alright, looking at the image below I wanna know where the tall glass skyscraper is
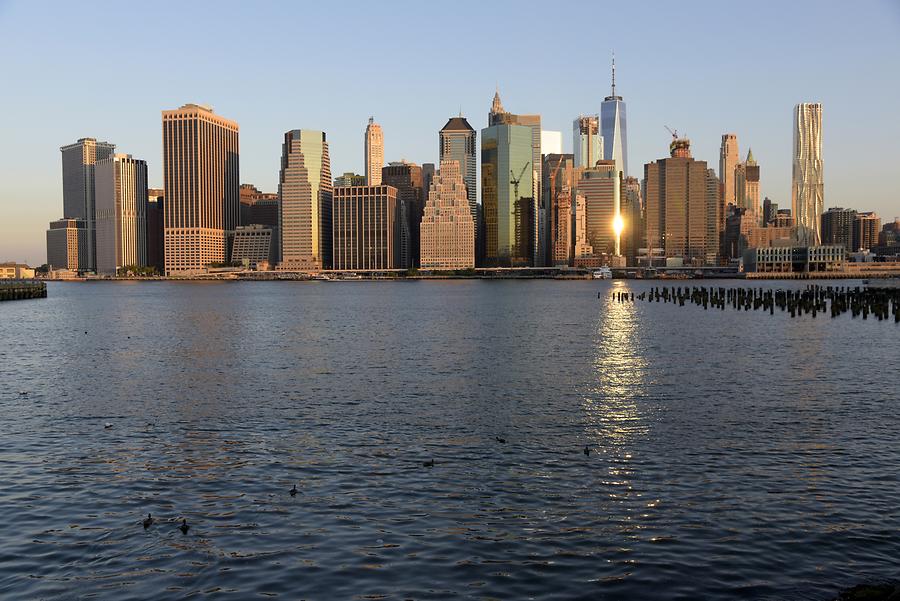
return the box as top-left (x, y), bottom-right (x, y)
top-left (481, 123), bottom-right (534, 267)
top-left (488, 91), bottom-right (542, 265)
top-left (791, 103), bottom-right (824, 245)
top-left (601, 56), bottom-right (628, 177)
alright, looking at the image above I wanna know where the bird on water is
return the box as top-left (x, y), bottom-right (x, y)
top-left (495, 436), bottom-right (506, 444)
top-left (142, 513), bottom-right (153, 529)
top-left (290, 484), bottom-right (298, 497)
top-left (104, 422), bottom-right (113, 429)
top-left (179, 519), bottom-right (190, 534)
top-left (584, 445), bottom-right (591, 456)
top-left (423, 459), bottom-right (435, 468)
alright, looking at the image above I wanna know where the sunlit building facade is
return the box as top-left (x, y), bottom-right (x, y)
top-left (95, 154), bottom-right (148, 275)
top-left (576, 160), bottom-right (618, 257)
top-left (488, 90), bottom-right (542, 264)
top-left (162, 104), bottom-right (240, 274)
top-left (333, 185), bottom-right (398, 270)
top-left (853, 212), bottom-right (881, 252)
top-left (278, 129), bottom-right (332, 269)
top-left (719, 134), bottom-right (739, 208)
top-left (481, 122), bottom-right (534, 267)
top-left (420, 160), bottom-right (474, 269)
top-left (573, 115), bottom-right (603, 169)
top-left (601, 57), bottom-right (627, 176)
top-left (365, 117), bottom-right (384, 186)
top-left (792, 102), bottom-right (824, 244)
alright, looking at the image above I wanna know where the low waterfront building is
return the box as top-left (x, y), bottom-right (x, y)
top-left (743, 245), bottom-right (846, 275)
top-left (333, 185), bottom-right (398, 270)
top-left (46, 218), bottom-right (88, 271)
top-left (0, 263), bottom-right (35, 279)
top-left (230, 225), bottom-right (274, 269)
top-left (420, 160), bottom-right (474, 270)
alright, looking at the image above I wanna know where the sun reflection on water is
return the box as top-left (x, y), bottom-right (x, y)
top-left (582, 282), bottom-right (649, 448)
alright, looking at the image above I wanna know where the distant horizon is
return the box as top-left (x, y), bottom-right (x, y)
top-left (2, 0), bottom-right (899, 265)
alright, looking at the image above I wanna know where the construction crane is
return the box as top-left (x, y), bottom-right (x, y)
top-left (665, 125), bottom-right (679, 140)
top-left (510, 162), bottom-right (530, 201)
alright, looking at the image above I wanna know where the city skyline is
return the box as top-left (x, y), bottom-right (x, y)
top-left (1, 1), bottom-right (900, 265)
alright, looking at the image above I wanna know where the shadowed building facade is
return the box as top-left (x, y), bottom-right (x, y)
top-left (278, 130), bottom-right (332, 269)
top-left (542, 153), bottom-right (576, 266)
top-left (60, 137), bottom-right (116, 271)
top-left (644, 138), bottom-right (720, 265)
top-left (240, 184), bottom-right (279, 227)
top-left (623, 176), bottom-right (643, 265)
top-left (420, 160), bottom-right (474, 269)
top-left (162, 104), bottom-right (239, 274)
top-left (146, 188), bottom-right (164, 273)
top-left (333, 185), bottom-right (398, 270)
top-left (821, 207), bottom-right (856, 251)
top-left (95, 154), bottom-right (148, 275)
top-left (46, 218), bottom-right (89, 271)
top-left (382, 161), bottom-right (424, 269)
top-left (482, 122), bottom-right (534, 267)
top-left (231, 224), bottom-right (274, 269)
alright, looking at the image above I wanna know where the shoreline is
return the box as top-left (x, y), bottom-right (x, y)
top-left (38, 273), bottom-right (898, 283)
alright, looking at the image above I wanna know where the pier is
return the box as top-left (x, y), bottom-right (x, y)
top-left (0, 280), bottom-right (47, 301)
top-left (612, 284), bottom-right (900, 323)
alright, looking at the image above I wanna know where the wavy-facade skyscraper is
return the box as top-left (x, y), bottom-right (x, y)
top-left (791, 103), bottom-right (824, 245)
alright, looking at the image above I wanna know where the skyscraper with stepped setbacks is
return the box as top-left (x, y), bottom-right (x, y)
top-left (278, 129), bottom-right (332, 269)
top-left (420, 160), bottom-right (474, 269)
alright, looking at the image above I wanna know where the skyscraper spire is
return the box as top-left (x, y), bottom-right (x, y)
top-left (491, 88), bottom-right (504, 115)
top-left (611, 51), bottom-right (616, 98)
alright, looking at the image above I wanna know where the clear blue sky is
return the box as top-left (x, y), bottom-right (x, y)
top-left (1, 0), bottom-right (899, 265)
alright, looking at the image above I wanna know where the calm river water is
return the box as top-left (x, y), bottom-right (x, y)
top-left (0, 280), bottom-right (897, 600)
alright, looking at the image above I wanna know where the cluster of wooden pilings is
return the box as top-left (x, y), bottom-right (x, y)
top-left (608, 285), bottom-right (900, 322)
top-left (0, 280), bottom-right (47, 301)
